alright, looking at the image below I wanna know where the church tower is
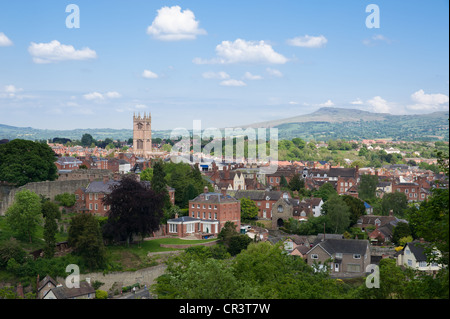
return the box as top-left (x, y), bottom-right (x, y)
top-left (133, 112), bottom-right (152, 157)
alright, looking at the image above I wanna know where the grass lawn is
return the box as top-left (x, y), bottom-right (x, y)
top-left (105, 237), bottom-right (218, 271)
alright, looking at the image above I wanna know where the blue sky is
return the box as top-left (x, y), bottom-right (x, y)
top-left (0, 0), bottom-right (448, 131)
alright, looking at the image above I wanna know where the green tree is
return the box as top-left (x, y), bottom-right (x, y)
top-left (240, 197), bottom-right (259, 220)
top-left (151, 160), bottom-right (170, 208)
top-left (341, 195), bottom-right (365, 226)
top-left (0, 140), bottom-right (58, 187)
top-left (139, 167), bottom-right (153, 181)
top-left (322, 195), bottom-right (351, 234)
top-left (313, 182), bottom-right (337, 202)
top-left (42, 201), bottom-right (61, 258)
top-left (358, 174), bottom-right (378, 201)
top-left (228, 235), bottom-right (253, 256)
top-left (54, 193), bottom-right (76, 207)
top-left (81, 133), bottom-right (94, 147)
top-left (391, 222), bottom-right (412, 246)
top-left (5, 190), bottom-right (42, 243)
top-left (288, 174), bottom-right (304, 192)
top-left (381, 191), bottom-right (408, 217)
top-left (68, 213), bottom-right (106, 270)
top-left (0, 238), bottom-right (27, 269)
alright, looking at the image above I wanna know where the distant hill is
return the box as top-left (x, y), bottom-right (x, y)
top-left (1, 107), bottom-right (448, 142)
top-left (241, 107), bottom-right (391, 128)
top-left (239, 107), bottom-right (449, 141)
top-left (0, 124), bottom-right (171, 142)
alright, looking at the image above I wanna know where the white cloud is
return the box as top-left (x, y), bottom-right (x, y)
top-left (220, 79), bottom-right (247, 87)
top-left (194, 39), bottom-right (288, 65)
top-left (4, 85), bottom-right (23, 94)
top-left (142, 70), bottom-right (159, 79)
top-left (28, 40), bottom-right (97, 64)
top-left (243, 72), bottom-right (263, 80)
top-left (411, 89), bottom-right (448, 105)
top-left (83, 91), bottom-right (121, 101)
top-left (0, 85), bottom-right (24, 99)
top-left (318, 99), bottom-right (334, 107)
top-left (202, 71), bottom-right (230, 80)
top-left (147, 6), bottom-right (206, 41)
top-left (266, 68), bottom-right (283, 77)
top-left (367, 96), bottom-right (391, 113)
top-left (350, 98), bottom-right (364, 105)
top-left (104, 91), bottom-right (121, 99)
top-left (287, 35), bottom-right (328, 48)
top-left (407, 89), bottom-right (449, 112)
top-left (363, 34), bottom-right (392, 46)
top-left (0, 32), bottom-right (13, 47)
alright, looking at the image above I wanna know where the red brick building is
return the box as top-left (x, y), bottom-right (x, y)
top-left (166, 187), bottom-right (240, 238)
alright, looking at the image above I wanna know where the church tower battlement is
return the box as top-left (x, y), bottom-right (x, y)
top-left (133, 112), bottom-right (152, 157)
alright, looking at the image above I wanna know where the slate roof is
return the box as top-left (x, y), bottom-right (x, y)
top-left (85, 180), bottom-right (119, 194)
top-left (167, 216), bottom-right (202, 223)
top-left (310, 238), bottom-right (369, 256)
top-left (234, 190), bottom-right (284, 201)
top-left (190, 192), bottom-right (239, 203)
top-left (404, 241), bottom-right (431, 262)
top-left (46, 281), bottom-right (95, 299)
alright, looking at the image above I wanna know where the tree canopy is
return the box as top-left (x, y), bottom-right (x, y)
top-left (0, 139), bottom-right (58, 186)
top-left (102, 176), bottom-right (165, 245)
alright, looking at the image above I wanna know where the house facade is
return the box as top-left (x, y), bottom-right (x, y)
top-left (305, 238), bottom-right (371, 278)
top-left (396, 240), bottom-right (442, 274)
top-left (166, 188), bottom-right (240, 239)
top-left (234, 190), bottom-right (290, 219)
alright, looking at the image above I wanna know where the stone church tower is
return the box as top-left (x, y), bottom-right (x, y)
top-left (133, 112), bottom-right (152, 157)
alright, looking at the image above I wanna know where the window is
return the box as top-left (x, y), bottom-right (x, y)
top-left (192, 212), bottom-right (195, 218)
top-left (95, 194), bottom-right (98, 200)
top-left (412, 188), bottom-right (415, 192)
top-left (192, 204), bottom-right (195, 208)
top-left (335, 253), bottom-right (343, 259)
top-left (277, 205), bottom-right (283, 213)
top-left (266, 203), bottom-right (270, 208)
top-left (311, 254), bottom-right (318, 259)
top-left (407, 259), bottom-right (412, 266)
top-left (203, 212), bottom-right (205, 219)
top-left (197, 204), bottom-right (200, 208)
top-left (347, 264), bottom-right (361, 273)
top-left (186, 223), bottom-right (194, 233)
top-left (103, 205), bottom-right (107, 211)
top-left (214, 205), bottom-right (217, 210)
top-left (95, 204), bottom-right (98, 211)
top-left (270, 178), bottom-right (273, 183)
top-left (89, 193), bottom-right (93, 200)
top-left (75, 194), bottom-right (79, 200)
top-left (169, 224), bottom-right (178, 233)
top-left (353, 254), bottom-right (361, 259)
top-left (419, 261), bottom-right (427, 267)
top-left (214, 213), bottom-right (217, 220)
top-left (89, 204), bottom-right (92, 210)
top-left (209, 212), bottom-right (211, 219)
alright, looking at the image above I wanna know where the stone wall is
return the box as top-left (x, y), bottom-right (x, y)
top-left (79, 265), bottom-right (167, 292)
top-left (0, 179), bottom-right (90, 216)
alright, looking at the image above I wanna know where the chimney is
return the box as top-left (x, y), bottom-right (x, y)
top-left (17, 282), bottom-right (24, 299)
top-left (204, 186), bottom-right (208, 194)
top-left (103, 175), bottom-right (109, 184)
top-left (86, 278), bottom-right (91, 285)
top-left (175, 213), bottom-right (179, 219)
top-left (419, 237), bottom-right (425, 243)
top-left (389, 209), bottom-right (394, 217)
top-left (221, 187), bottom-right (227, 197)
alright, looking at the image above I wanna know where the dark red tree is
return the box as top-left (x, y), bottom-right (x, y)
top-left (102, 176), bottom-right (164, 245)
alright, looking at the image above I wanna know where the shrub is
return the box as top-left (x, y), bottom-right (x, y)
top-left (95, 290), bottom-right (108, 299)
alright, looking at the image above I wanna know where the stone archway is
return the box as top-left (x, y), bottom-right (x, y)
top-left (277, 218), bottom-right (284, 228)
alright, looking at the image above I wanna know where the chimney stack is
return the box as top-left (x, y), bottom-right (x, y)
top-left (204, 186), bottom-right (208, 194)
top-left (221, 187), bottom-right (227, 197)
top-left (103, 175), bottom-right (109, 184)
